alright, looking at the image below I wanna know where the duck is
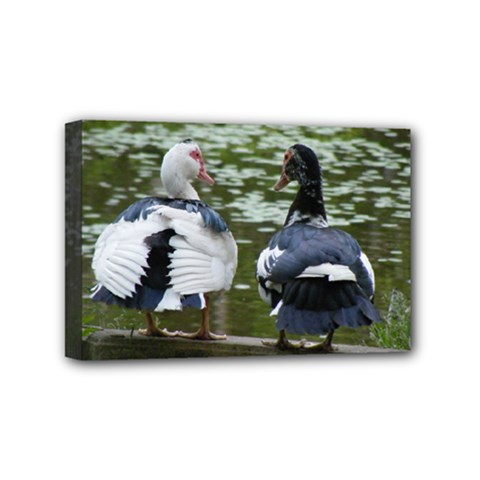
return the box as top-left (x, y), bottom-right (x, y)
top-left (256, 144), bottom-right (381, 351)
top-left (90, 139), bottom-right (238, 340)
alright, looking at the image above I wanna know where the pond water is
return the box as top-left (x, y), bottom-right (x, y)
top-left (81, 120), bottom-right (410, 345)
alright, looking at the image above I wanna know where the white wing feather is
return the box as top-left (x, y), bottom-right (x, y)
top-left (91, 216), bottom-right (167, 299)
top-left (92, 205), bottom-right (237, 300)
top-left (148, 205), bottom-right (237, 295)
top-left (360, 251), bottom-right (375, 292)
top-left (296, 263), bottom-right (357, 282)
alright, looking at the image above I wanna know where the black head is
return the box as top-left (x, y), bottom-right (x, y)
top-left (274, 144), bottom-right (322, 191)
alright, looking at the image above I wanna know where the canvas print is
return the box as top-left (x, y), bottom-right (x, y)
top-left (65, 120), bottom-right (411, 360)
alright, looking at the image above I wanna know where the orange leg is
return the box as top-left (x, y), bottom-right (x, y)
top-left (138, 312), bottom-right (178, 337)
top-left (176, 295), bottom-right (227, 340)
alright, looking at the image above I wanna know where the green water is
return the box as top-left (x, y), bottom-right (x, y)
top-left (81, 121), bottom-right (410, 345)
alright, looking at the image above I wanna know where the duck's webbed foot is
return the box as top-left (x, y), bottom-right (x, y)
top-left (262, 330), bottom-right (336, 353)
top-left (176, 329), bottom-right (227, 341)
top-left (262, 330), bottom-right (307, 350)
top-left (138, 312), bottom-right (178, 337)
top-left (176, 299), bottom-right (227, 340)
top-left (303, 330), bottom-right (337, 352)
top-left (138, 326), bottom-right (178, 337)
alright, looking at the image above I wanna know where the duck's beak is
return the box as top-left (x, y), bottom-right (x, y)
top-left (197, 168), bottom-right (215, 185)
top-left (273, 170), bottom-right (290, 191)
top-left (273, 149), bottom-right (293, 191)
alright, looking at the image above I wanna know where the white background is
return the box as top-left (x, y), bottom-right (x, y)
top-left (1, 1), bottom-right (479, 479)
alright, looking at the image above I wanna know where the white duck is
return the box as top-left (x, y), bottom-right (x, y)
top-left (91, 139), bottom-right (238, 340)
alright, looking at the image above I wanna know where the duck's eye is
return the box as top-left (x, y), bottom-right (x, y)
top-left (189, 150), bottom-right (199, 161)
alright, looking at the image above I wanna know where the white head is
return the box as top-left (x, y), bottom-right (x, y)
top-left (160, 139), bottom-right (214, 199)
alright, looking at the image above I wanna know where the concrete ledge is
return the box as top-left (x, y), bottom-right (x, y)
top-left (81, 329), bottom-right (405, 360)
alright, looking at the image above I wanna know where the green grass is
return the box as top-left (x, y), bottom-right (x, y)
top-left (369, 289), bottom-right (411, 350)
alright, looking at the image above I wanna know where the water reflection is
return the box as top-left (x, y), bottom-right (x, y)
top-left (82, 121), bottom-right (410, 345)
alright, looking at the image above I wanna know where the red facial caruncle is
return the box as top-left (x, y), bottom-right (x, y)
top-left (189, 147), bottom-right (215, 185)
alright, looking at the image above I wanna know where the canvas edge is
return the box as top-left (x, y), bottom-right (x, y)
top-left (65, 120), bottom-right (83, 359)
